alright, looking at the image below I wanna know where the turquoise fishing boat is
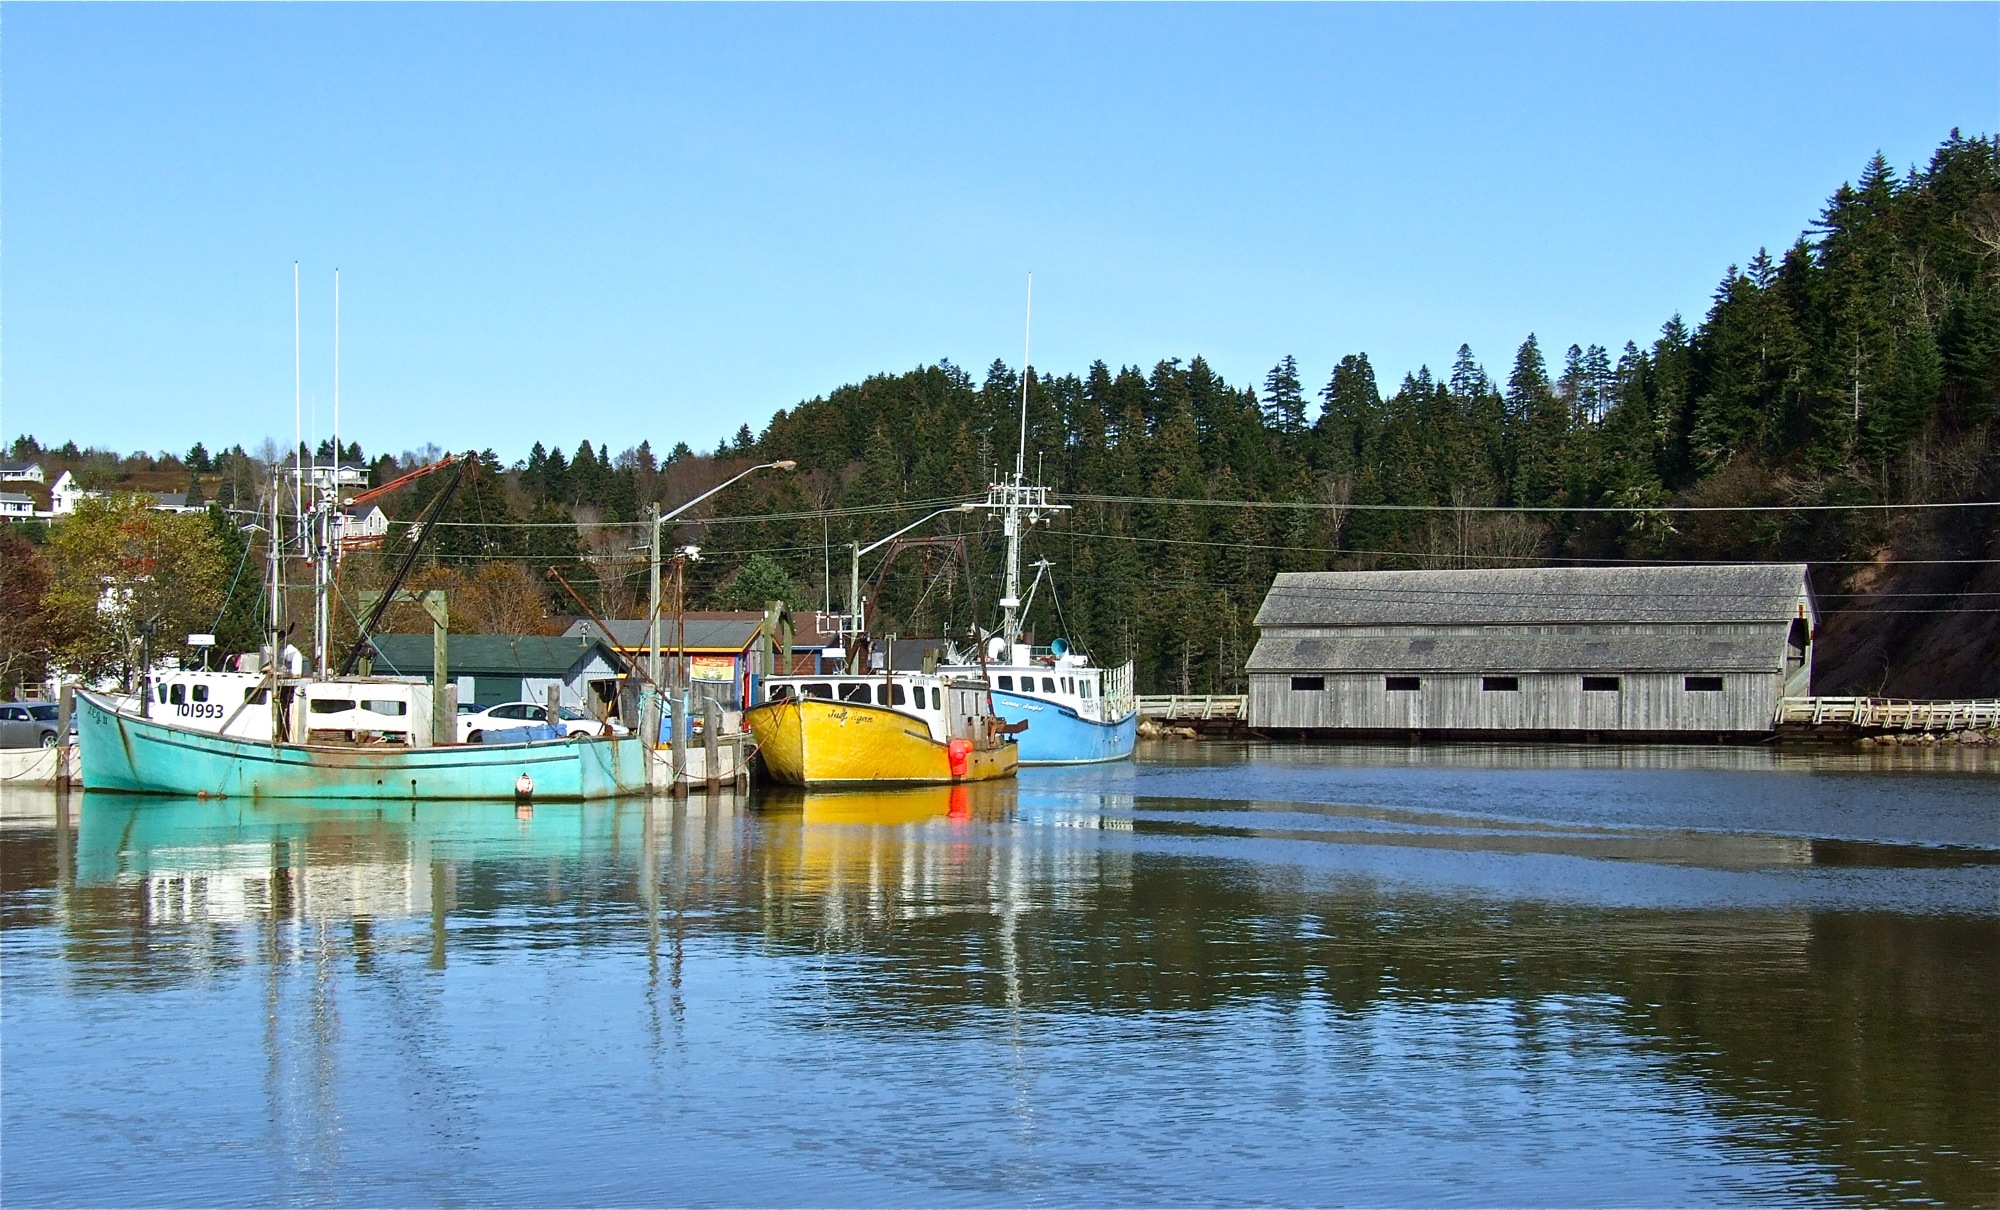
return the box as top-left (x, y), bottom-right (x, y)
top-left (74, 689), bottom-right (647, 801)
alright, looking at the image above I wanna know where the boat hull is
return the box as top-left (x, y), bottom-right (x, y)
top-left (75, 690), bottom-right (647, 801)
top-left (745, 698), bottom-right (1017, 787)
top-left (987, 690), bottom-right (1137, 765)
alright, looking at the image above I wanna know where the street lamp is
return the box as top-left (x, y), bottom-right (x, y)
top-left (646, 460), bottom-right (795, 689)
top-left (845, 502), bottom-right (978, 672)
top-left (642, 459), bottom-right (796, 755)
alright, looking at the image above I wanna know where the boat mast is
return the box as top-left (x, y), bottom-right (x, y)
top-left (268, 464), bottom-right (284, 738)
top-left (1000, 275), bottom-right (1030, 647)
top-left (314, 269), bottom-right (339, 679)
top-left (294, 263), bottom-right (304, 538)
top-left (984, 274), bottom-right (1066, 653)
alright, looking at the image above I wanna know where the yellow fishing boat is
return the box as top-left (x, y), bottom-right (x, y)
top-left (744, 672), bottom-right (1020, 787)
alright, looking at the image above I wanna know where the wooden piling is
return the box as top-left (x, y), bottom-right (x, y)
top-left (55, 683), bottom-right (74, 789)
top-left (703, 697), bottom-right (721, 794)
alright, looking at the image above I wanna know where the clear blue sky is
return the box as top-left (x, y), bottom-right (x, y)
top-left (5, 3), bottom-right (1995, 464)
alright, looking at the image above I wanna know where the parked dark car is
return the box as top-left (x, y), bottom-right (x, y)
top-left (0, 701), bottom-right (62, 748)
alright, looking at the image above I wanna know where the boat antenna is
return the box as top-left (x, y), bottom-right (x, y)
top-left (981, 272), bottom-right (1067, 650)
top-left (293, 262), bottom-right (303, 541)
top-left (333, 268), bottom-right (340, 483)
top-left (1016, 271), bottom-right (1031, 484)
top-left (316, 267), bottom-right (340, 678)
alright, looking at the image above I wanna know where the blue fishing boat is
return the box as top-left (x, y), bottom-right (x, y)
top-left (938, 579), bottom-right (1138, 765)
top-left (937, 283), bottom-right (1137, 766)
top-left (74, 688), bottom-right (647, 801)
top-left (981, 677), bottom-right (1138, 764)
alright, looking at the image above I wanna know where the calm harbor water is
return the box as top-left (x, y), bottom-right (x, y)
top-left (3, 742), bottom-right (1996, 1207)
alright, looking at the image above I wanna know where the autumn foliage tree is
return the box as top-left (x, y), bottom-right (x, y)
top-left (41, 495), bottom-right (226, 683)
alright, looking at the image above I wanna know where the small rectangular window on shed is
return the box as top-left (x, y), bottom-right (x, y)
top-left (1581, 676), bottom-right (1621, 692)
top-left (1290, 676), bottom-right (1325, 691)
top-left (1481, 676), bottom-right (1519, 692)
top-left (1684, 675), bottom-right (1724, 692)
top-left (1384, 676), bottom-right (1420, 691)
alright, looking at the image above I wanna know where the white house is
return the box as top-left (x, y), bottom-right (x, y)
top-left (0, 492), bottom-right (35, 522)
top-left (0, 461), bottom-right (44, 485)
top-left (46, 471), bottom-right (98, 517)
top-left (335, 505), bottom-right (390, 550)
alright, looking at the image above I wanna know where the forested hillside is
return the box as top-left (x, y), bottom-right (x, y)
top-left (689, 133), bottom-right (2000, 696)
top-left (6, 134), bottom-right (1996, 697)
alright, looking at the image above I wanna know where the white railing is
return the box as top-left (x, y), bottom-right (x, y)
top-left (1775, 697), bottom-right (2000, 732)
top-left (1104, 661), bottom-right (1137, 720)
top-left (1138, 694), bottom-right (1248, 721)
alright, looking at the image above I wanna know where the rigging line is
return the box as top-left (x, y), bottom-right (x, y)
top-left (1045, 566), bottom-right (1081, 656)
top-left (206, 522), bottom-right (258, 637)
top-left (1062, 492), bottom-right (2000, 515)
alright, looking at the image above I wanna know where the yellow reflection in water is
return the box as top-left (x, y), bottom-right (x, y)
top-left (759, 780), bottom-right (1015, 827)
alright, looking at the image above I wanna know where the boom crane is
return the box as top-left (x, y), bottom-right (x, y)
top-left (342, 452), bottom-right (461, 511)
top-left (336, 454), bottom-right (471, 676)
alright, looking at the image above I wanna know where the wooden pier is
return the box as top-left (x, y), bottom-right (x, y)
top-left (1774, 697), bottom-right (2000, 736)
top-left (1138, 695), bottom-right (1248, 722)
top-left (1137, 695), bottom-right (1249, 735)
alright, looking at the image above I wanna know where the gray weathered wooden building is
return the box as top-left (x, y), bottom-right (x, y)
top-left (1247, 565), bottom-right (1816, 737)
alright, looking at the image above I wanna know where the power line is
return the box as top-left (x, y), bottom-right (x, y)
top-left (1044, 528), bottom-right (2000, 567)
top-left (1063, 492), bottom-right (2000, 515)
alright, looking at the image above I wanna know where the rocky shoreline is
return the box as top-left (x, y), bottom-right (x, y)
top-left (1855, 729), bottom-right (2000, 748)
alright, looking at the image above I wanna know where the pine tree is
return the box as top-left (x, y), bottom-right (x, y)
top-left (1806, 154), bottom-right (1903, 473)
top-left (523, 442), bottom-right (549, 497)
top-left (1261, 355), bottom-right (1306, 437)
top-left (1690, 254), bottom-right (1805, 472)
top-left (1507, 335), bottom-right (1569, 507)
top-left (1313, 354), bottom-right (1380, 476)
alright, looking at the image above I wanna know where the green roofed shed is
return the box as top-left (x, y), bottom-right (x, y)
top-left (368, 634), bottom-right (629, 713)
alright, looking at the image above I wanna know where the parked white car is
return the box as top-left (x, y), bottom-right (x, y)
top-left (456, 701), bottom-right (627, 742)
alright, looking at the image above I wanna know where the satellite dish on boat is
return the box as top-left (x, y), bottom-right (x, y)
top-left (987, 635), bottom-right (1008, 660)
top-left (1049, 637), bottom-right (1068, 657)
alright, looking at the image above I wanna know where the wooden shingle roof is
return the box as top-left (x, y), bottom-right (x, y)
top-left (1253, 565), bottom-right (1812, 628)
top-left (1245, 632), bottom-right (1787, 674)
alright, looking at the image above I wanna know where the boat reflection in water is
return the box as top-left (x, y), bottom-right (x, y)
top-left (756, 781), bottom-right (1013, 826)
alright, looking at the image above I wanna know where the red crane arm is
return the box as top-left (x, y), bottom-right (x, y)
top-left (343, 453), bottom-right (460, 509)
